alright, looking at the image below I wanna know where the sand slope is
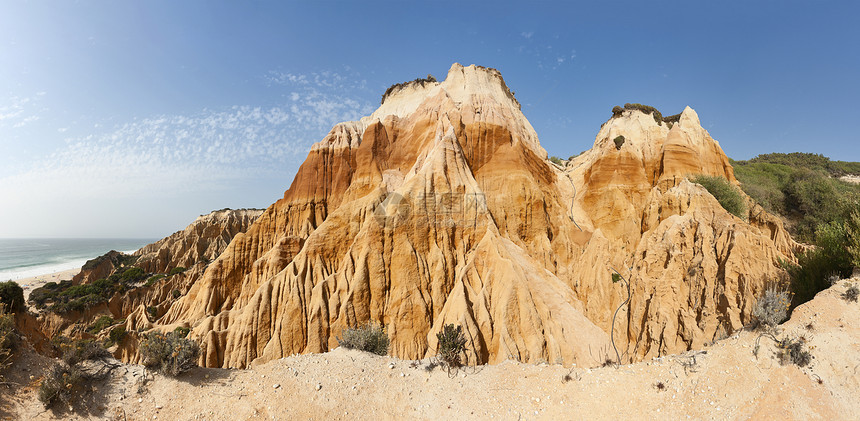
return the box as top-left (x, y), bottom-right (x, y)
top-left (2, 278), bottom-right (858, 420)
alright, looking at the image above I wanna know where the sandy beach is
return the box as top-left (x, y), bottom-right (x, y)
top-left (13, 268), bottom-right (80, 300)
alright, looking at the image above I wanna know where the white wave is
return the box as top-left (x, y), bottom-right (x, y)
top-left (0, 259), bottom-right (87, 281)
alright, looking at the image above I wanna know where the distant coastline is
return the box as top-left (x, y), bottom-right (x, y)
top-left (0, 238), bottom-right (155, 281)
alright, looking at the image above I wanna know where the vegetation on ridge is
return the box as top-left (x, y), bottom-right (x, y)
top-left (611, 103), bottom-right (685, 126)
top-left (690, 175), bottom-right (747, 220)
top-left (381, 74), bottom-right (437, 104)
top-left (732, 153), bottom-right (860, 242)
top-left (0, 281), bottom-right (25, 312)
top-left (29, 262), bottom-right (188, 314)
top-left (729, 152), bottom-right (860, 306)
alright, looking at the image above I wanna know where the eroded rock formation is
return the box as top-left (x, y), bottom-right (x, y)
top-left (44, 64), bottom-right (796, 370)
top-left (28, 209), bottom-right (263, 348)
top-left (113, 63), bottom-right (796, 369)
top-left (134, 208), bottom-right (264, 274)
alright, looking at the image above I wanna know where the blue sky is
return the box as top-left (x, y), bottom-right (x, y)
top-left (1, 1), bottom-right (858, 238)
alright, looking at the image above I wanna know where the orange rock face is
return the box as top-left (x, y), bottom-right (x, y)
top-left (138, 64), bottom-right (796, 368)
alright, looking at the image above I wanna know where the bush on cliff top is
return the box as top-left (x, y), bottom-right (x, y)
top-left (0, 281), bottom-right (24, 312)
top-left (29, 265), bottom-right (152, 313)
top-left (381, 74), bottom-right (437, 104)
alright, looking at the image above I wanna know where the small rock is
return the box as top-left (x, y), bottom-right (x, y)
top-left (155, 404), bottom-right (163, 409)
top-left (315, 384), bottom-right (322, 391)
top-left (273, 384), bottom-right (280, 389)
top-left (138, 398), bottom-right (143, 403)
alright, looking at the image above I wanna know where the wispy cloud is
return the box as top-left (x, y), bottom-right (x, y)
top-left (513, 31), bottom-right (577, 72)
top-left (0, 69), bottom-right (375, 234)
top-left (0, 96), bottom-right (35, 126)
top-left (13, 115), bottom-right (40, 128)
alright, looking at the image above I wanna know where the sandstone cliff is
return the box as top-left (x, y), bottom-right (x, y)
top-left (28, 208), bottom-right (263, 348)
top-left (127, 64), bottom-right (796, 369)
top-left (73, 250), bottom-right (128, 284)
top-left (134, 208), bottom-right (264, 274)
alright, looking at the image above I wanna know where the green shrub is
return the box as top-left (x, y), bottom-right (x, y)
top-left (29, 280), bottom-right (69, 309)
top-left (146, 306), bottom-right (158, 320)
top-left (0, 281), bottom-right (24, 312)
top-left (139, 331), bottom-right (200, 376)
top-left (732, 154), bottom-right (860, 243)
top-left (338, 322), bottom-right (389, 356)
top-left (623, 103), bottom-right (663, 125)
top-left (613, 135), bottom-right (625, 150)
top-left (38, 362), bottom-right (85, 407)
top-left (106, 325), bottom-right (127, 347)
top-left (31, 270), bottom-right (142, 313)
top-left (0, 308), bottom-right (15, 373)
top-left (61, 339), bottom-right (110, 366)
top-left (747, 152), bottom-right (860, 177)
top-left (120, 267), bottom-right (146, 282)
top-left (381, 75), bottom-right (438, 104)
top-left (436, 324), bottom-right (467, 369)
top-left (38, 337), bottom-right (114, 407)
top-left (549, 156), bottom-right (563, 166)
top-left (168, 267), bottom-right (186, 276)
top-left (87, 315), bottom-right (115, 334)
top-left (145, 274), bottom-right (166, 287)
top-left (691, 175), bottom-right (747, 220)
top-left (173, 326), bottom-right (191, 338)
top-left (776, 336), bottom-right (812, 367)
top-left (662, 113), bottom-right (682, 124)
top-left (172, 289), bottom-right (181, 299)
top-left (846, 209), bottom-right (860, 269)
top-left (787, 221), bottom-right (855, 305)
top-left (611, 105), bottom-right (624, 117)
top-left (752, 285), bottom-right (792, 329)
top-left (842, 285), bottom-right (859, 303)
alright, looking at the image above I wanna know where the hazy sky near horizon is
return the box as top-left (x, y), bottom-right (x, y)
top-left (1, 1), bottom-right (859, 238)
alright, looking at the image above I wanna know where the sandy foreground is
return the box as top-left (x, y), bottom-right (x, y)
top-left (13, 269), bottom-right (79, 300)
top-left (1, 280), bottom-right (859, 420)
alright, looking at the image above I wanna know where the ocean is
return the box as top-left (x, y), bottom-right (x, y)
top-left (0, 238), bottom-right (156, 281)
